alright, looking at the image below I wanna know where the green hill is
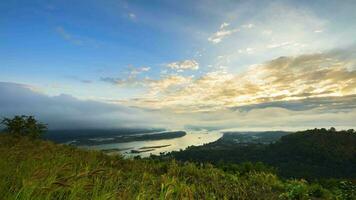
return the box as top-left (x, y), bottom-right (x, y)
top-left (162, 129), bottom-right (356, 180)
top-left (264, 129), bottom-right (356, 179)
top-left (0, 134), bottom-right (353, 200)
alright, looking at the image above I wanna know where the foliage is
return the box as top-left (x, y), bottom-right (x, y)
top-left (1, 115), bottom-right (47, 139)
top-left (0, 134), bottom-right (350, 199)
top-left (163, 128), bottom-right (356, 180)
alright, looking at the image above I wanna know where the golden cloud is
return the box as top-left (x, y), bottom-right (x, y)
top-left (126, 49), bottom-right (356, 113)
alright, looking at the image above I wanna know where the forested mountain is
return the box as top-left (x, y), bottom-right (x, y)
top-left (161, 129), bottom-right (356, 180)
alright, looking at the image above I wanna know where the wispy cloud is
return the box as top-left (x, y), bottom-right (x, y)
top-left (267, 41), bottom-right (306, 49)
top-left (220, 22), bottom-right (230, 29)
top-left (55, 26), bottom-right (83, 45)
top-left (242, 23), bottom-right (255, 29)
top-left (208, 22), bottom-right (239, 44)
top-left (166, 60), bottom-right (199, 71)
top-left (238, 47), bottom-right (255, 54)
top-left (101, 66), bottom-right (150, 86)
top-left (128, 13), bottom-right (136, 20)
top-left (128, 66), bottom-right (150, 77)
top-left (80, 80), bottom-right (93, 84)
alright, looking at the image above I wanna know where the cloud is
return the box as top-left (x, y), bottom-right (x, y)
top-left (220, 22), bottom-right (230, 29)
top-left (203, 1), bottom-right (335, 71)
top-left (100, 66), bottom-right (150, 86)
top-left (242, 23), bottom-right (255, 29)
top-left (65, 75), bottom-right (93, 84)
top-left (128, 13), bottom-right (136, 20)
top-left (1, 77), bottom-right (355, 131)
top-left (100, 77), bottom-right (146, 87)
top-left (80, 80), bottom-right (93, 84)
top-left (55, 26), bottom-right (83, 45)
top-left (0, 82), bottom-right (163, 129)
top-left (166, 60), bottom-right (199, 71)
top-left (55, 26), bottom-right (104, 47)
top-left (180, 106), bottom-right (356, 131)
top-left (129, 66), bottom-right (150, 77)
top-left (102, 74), bottom-right (193, 96)
top-left (100, 77), bottom-right (125, 85)
top-left (314, 29), bottom-right (324, 33)
top-left (231, 95), bottom-right (356, 112)
top-left (125, 47), bottom-right (356, 113)
top-left (208, 22), bottom-right (239, 44)
top-left (207, 22), bottom-right (254, 44)
top-left (238, 47), bottom-right (255, 54)
top-left (146, 75), bottom-right (193, 96)
top-left (267, 41), bottom-right (306, 49)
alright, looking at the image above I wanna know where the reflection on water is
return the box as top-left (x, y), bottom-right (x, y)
top-left (82, 131), bottom-right (223, 157)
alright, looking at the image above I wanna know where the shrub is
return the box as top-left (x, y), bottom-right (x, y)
top-left (1, 115), bottom-right (47, 139)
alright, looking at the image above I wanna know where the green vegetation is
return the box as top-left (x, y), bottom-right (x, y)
top-left (1, 115), bottom-right (47, 139)
top-left (0, 117), bottom-right (354, 199)
top-left (162, 128), bottom-right (356, 180)
top-left (1, 135), bottom-right (354, 199)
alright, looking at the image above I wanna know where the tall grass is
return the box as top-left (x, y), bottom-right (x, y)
top-left (0, 135), bottom-right (348, 199)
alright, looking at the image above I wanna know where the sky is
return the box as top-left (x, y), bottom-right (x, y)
top-left (1, 0), bottom-right (356, 130)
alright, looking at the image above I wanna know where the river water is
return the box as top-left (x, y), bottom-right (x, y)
top-left (83, 131), bottom-right (223, 157)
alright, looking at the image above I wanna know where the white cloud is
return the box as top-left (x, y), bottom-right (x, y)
top-left (262, 30), bottom-right (273, 35)
top-left (238, 47), bottom-right (255, 54)
top-left (242, 23), bottom-right (255, 29)
top-left (129, 66), bottom-right (150, 77)
top-left (220, 22), bottom-right (230, 29)
top-left (167, 60), bottom-right (199, 71)
top-left (208, 22), bottom-right (239, 44)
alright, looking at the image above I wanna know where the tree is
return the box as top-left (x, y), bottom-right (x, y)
top-left (347, 129), bottom-right (354, 134)
top-left (1, 115), bottom-right (47, 139)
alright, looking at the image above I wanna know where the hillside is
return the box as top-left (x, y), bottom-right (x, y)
top-left (0, 134), bottom-right (353, 199)
top-left (264, 129), bottom-right (356, 179)
top-left (161, 129), bottom-right (356, 180)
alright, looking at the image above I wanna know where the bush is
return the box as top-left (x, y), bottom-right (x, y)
top-left (1, 115), bottom-right (47, 139)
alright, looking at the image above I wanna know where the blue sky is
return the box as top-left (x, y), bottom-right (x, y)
top-left (1, 0), bottom-right (356, 130)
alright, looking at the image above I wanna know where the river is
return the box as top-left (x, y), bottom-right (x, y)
top-left (82, 131), bottom-right (223, 157)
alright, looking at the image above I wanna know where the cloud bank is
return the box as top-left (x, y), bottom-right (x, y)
top-left (95, 47), bottom-right (356, 131)
top-left (126, 48), bottom-right (356, 113)
top-left (1, 79), bottom-right (355, 131)
top-left (0, 82), bottom-right (163, 130)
